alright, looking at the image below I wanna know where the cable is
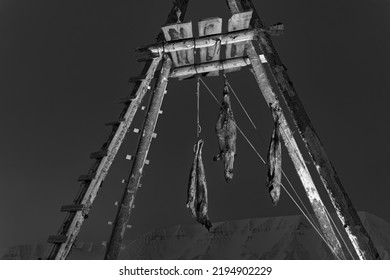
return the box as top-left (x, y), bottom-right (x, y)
top-left (225, 79), bottom-right (355, 259)
top-left (199, 77), bottom-right (342, 259)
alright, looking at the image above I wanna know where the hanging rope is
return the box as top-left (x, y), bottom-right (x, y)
top-left (199, 77), bottom-right (346, 260)
top-left (196, 76), bottom-right (201, 138)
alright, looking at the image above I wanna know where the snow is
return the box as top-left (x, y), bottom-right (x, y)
top-left (1, 212), bottom-right (389, 260)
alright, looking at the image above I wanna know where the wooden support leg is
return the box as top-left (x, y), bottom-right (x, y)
top-left (226, 0), bottom-right (380, 260)
top-left (46, 0), bottom-right (190, 260)
top-left (104, 55), bottom-right (172, 260)
top-left (246, 42), bottom-right (346, 260)
top-left (46, 57), bottom-right (161, 260)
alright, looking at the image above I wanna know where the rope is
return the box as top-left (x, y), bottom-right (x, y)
top-left (196, 77), bottom-right (201, 138)
top-left (198, 77), bottom-right (342, 259)
top-left (226, 79), bottom-right (322, 232)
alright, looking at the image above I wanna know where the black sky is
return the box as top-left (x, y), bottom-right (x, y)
top-left (0, 0), bottom-right (389, 250)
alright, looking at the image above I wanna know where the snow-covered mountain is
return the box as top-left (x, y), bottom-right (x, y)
top-left (1, 212), bottom-right (389, 260)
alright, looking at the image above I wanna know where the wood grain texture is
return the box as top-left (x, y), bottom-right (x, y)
top-left (162, 22), bottom-right (194, 67)
top-left (225, 10), bottom-right (252, 73)
top-left (198, 17), bottom-right (222, 76)
top-left (226, 0), bottom-right (380, 260)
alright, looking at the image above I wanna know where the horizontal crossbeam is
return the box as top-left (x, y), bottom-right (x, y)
top-left (170, 57), bottom-right (250, 78)
top-left (138, 25), bottom-right (282, 54)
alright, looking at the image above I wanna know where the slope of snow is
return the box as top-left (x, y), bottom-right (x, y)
top-left (1, 212), bottom-right (389, 260)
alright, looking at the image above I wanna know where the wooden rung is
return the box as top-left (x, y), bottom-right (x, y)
top-left (48, 235), bottom-right (68, 244)
top-left (90, 150), bottom-right (108, 159)
top-left (119, 95), bottom-right (137, 104)
top-left (128, 75), bottom-right (147, 83)
top-left (60, 204), bottom-right (85, 212)
top-left (78, 173), bottom-right (96, 182)
top-left (136, 53), bottom-right (160, 62)
top-left (125, 155), bottom-right (133, 160)
top-left (105, 118), bottom-right (125, 126)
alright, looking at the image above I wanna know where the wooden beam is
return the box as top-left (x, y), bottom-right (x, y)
top-left (246, 42), bottom-right (346, 260)
top-left (170, 57), bottom-right (251, 78)
top-left (104, 55), bottom-right (172, 260)
top-left (46, 0), bottom-right (192, 261)
top-left (139, 28), bottom-right (264, 54)
top-left (227, 0), bottom-right (380, 260)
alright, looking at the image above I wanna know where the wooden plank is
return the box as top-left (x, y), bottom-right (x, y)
top-left (225, 10), bottom-right (252, 73)
top-left (227, 0), bottom-right (380, 260)
top-left (128, 75), bottom-right (147, 83)
top-left (104, 55), bottom-right (172, 260)
top-left (60, 205), bottom-right (85, 212)
top-left (90, 150), bottom-right (108, 159)
top-left (46, 0), bottom-right (191, 261)
top-left (47, 235), bottom-right (68, 244)
top-left (77, 173), bottom-right (96, 182)
top-left (161, 22), bottom-right (194, 67)
top-left (198, 17), bottom-right (222, 76)
top-left (246, 41), bottom-right (346, 260)
top-left (139, 27), bottom-right (280, 54)
top-left (105, 118), bottom-right (125, 127)
top-left (225, 1), bottom-right (346, 260)
top-left (170, 57), bottom-right (251, 78)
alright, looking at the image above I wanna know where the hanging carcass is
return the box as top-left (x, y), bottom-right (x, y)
top-left (187, 139), bottom-right (212, 230)
top-left (266, 106), bottom-right (282, 205)
top-left (214, 80), bottom-right (237, 182)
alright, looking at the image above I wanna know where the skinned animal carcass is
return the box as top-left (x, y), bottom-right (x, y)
top-left (187, 139), bottom-right (212, 230)
top-left (266, 107), bottom-right (282, 205)
top-left (214, 82), bottom-right (237, 182)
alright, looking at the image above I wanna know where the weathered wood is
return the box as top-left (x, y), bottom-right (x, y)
top-left (105, 55), bottom-right (172, 260)
top-left (47, 235), bottom-right (68, 244)
top-left (60, 205), bottom-right (85, 212)
top-left (46, 0), bottom-right (191, 261)
top-left (226, 10), bottom-right (253, 73)
top-left (77, 173), bottom-right (96, 182)
top-left (170, 57), bottom-right (251, 78)
top-left (90, 150), bottom-right (108, 159)
top-left (139, 27), bottom-right (278, 54)
top-left (227, 0), bottom-right (380, 260)
top-left (128, 75), bottom-right (147, 83)
top-left (46, 57), bottom-right (162, 260)
top-left (162, 22), bottom-right (194, 67)
top-left (105, 118), bottom-right (125, 126)
top-left (245, 41), bottom-right (346, 260)
top-left (198, 17), bottom-right (222, 76)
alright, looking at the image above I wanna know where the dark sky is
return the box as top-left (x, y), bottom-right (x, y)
top-left (0, 0), bottom-right (389, 250)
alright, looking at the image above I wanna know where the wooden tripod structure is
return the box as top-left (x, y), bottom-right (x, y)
top-left (46, 0), bottom-right (380, 260)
